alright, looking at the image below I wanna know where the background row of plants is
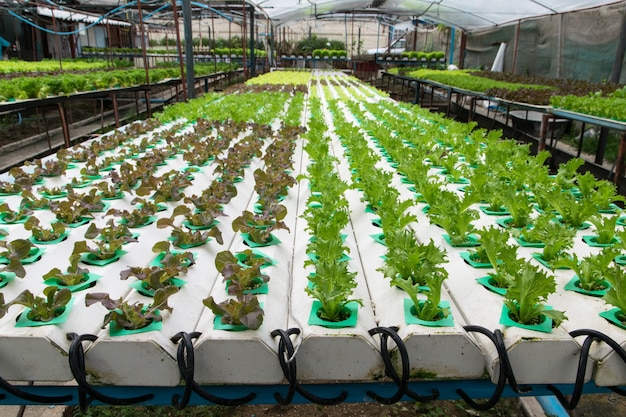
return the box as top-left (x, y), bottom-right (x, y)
top-left (0, 58), bottom-right (131, 77)
top-left (0, 62), bottom-right (238, 102)
top-left (389, 68), bottom-right (625, 120)
top-left (83, 46), bottom-right (267, 58)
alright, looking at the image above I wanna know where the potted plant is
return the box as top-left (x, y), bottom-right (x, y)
top-left (426, 189), bottom-right (479, 246)
top-left (531, 220), bottom-right (577, 269)
top-left (306, 260), bottom-right (361, 326)
top-left (157, 208), bottom-right (222, 248)
top-left (73, 221), bottom-right (136, 265)
top-left (106, 197), bottom-right (160, 228)
top-left (0, 238), bottom-right (37, 279)
top-left (393, 259), bottom-right (452, 326)
top-left (49, 200), bottom-right (93, 227)
top-left (37, 185), bottom-right (67, 200)
top-left (584, 215), bottom-right (620, 246)
top-left (379, 231), bottom-right (446, 287)
top-left (19, 190), bottom-right (50, 211)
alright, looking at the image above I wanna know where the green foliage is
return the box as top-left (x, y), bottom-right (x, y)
top-left (86, 286), bottom-right (179, 330)
top-left (554, 249), bottom-right (618, 292)
top-left (204, 291), bottom-right (264, 330)
top-left (504, 263), bottom-right (566, 327)
top-left (306, 261), bottom-right (361, 321)
top-left (0, 238), bottom-right (33, 278)
top-left (215, 250), bottom-right (269, 295)
top-left (0, 286), bottom-right (72, 322)
top-left (604, 267), bottom-right (626, 321)
top-left (426, 189), bottom-right (479, 245)
top-left (380, 232), bottom-right (446, 286)
top-left (24, 216), bottom-right (66, 242)
top-left (43, 254), bottom-right (90, 287)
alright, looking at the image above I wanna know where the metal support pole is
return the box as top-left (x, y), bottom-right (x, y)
top-left (615, 132), bottom-right (626, 186)
top-left (51, 10), bottom-right (63, 70)
top-left (249, 6), bottom-right (255, 78)
top-left (111, 93), bottom-right (120, 128)
top-left (512, 20), bottom-right (521, 75)
top-left (137, 0), bottom-right (151, 86)
top-left (577, 123), bottom-right (586, 158)
top-left (171, 0), bottom-right (188, 101)
top-left (242, 0), bottom-right (247, 80)
top-left (182, 0), bottom-right (195, 99)
top-left (58, 102), bottom-right (70, 148)
top-left (539, 114), bottom-right (550, 152)
top-left (596, 127), bottom-right (610, 165)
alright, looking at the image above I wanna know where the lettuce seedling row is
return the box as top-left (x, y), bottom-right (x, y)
top-left (0, 72), bottom-right (624, 397)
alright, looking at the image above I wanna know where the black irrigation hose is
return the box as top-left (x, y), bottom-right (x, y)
top-left (271, 328), bottom-right (299, 405)
top-left (546, 331), bottom-right (596, 409)
top-left (367, 326), bottom-right (439, 404)
top-left (170, 331), bottom-right (200, 410)
top-left (0, 373), bottom-right (71, 404)
top-left (458, 326), bottom-right (509, 411)
top-left (548, 329), bottom-right (626, 409)
top-left (170, 331), bottom-right (256, 406)
top-left (67, 333), bottom-right (154, 412)
top-left (493, 328), bottom-right (532, 395)
top-left (271, 328), bottom-right (348, 405)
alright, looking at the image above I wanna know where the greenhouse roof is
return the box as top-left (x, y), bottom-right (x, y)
top-left (1, 1), bottom-right (622, 31)
top-left (250, 0), bottom-right (624, 30)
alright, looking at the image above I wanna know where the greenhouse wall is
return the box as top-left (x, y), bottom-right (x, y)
top-left (463, 1), bottom-right (626, 83)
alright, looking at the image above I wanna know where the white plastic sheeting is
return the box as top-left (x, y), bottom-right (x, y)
top-left (251, 0), bottom-right (623, 30)
top-left (36, 5), bottom-right (131, 27)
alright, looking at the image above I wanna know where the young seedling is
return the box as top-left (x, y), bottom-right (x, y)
top-left (0, 286), bottom-right (71, 322)
top-left (24, 216), bottom-right (67, 243)
top-left (0, 202), bottom-right (32, 223)
top-left (204, 290), bottom-right (264, 330)
top-left (43, 254), bottom-right (91, 287)
top-left (0, 238), bottom-right (35, 278)
top-left (86, 286), bottom-right (179, 330)
top-left (554, 248), bottom-right (618, 292)
top-left (215, 250), bottom-right (269, 295)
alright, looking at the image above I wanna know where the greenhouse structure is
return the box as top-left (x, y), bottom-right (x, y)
top-left (2, 1), bottom-right (626, 417)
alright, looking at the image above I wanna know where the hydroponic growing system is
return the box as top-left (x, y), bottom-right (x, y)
top-left (0, 71), bottom-right (625, 411)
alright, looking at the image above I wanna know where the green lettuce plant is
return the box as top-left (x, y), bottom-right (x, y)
top-left (504, 263), bottom-right (566, 327)
top-left (554, 249), bottom-right (618, 292)
top-left (604, 267), bottom-right (626, 324)
top-left (24, 216), bottom-right (66, 242)
top-left (215, 250), bottom-right (269, 295)
top-left (0, 238), bottom-right (34, 278)
top-left (43, 254), bottom-right (91, 287)
top-left (86, 286), bottom-right (179, 330)
top-left (0, 286), bottom-right (72, 322)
